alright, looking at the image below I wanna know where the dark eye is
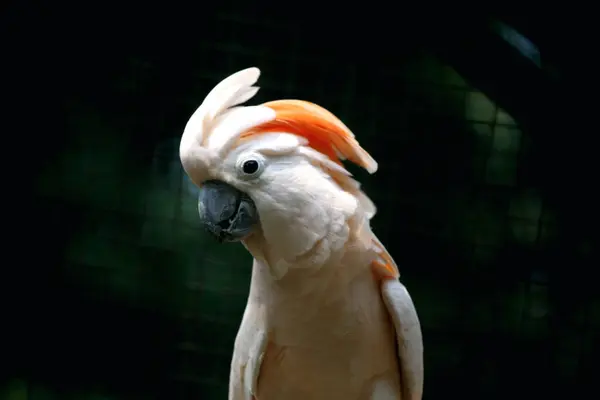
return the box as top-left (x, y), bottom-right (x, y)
top-left (242, 159), bottom-right (259, 175)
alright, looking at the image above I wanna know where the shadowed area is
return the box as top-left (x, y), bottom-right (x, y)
top-left (3, 4), bottom-right (596, 400)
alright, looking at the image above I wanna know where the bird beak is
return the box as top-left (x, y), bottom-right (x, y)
top-left (197, 180), bottom-right (259, 242)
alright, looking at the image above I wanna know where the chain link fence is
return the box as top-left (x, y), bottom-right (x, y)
top-left (7, 7), bottom-right (597, 400)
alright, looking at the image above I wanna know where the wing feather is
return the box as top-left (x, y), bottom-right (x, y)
top-left (370, 237), bottom-right (423, 400)
top-left (381, 278), bottom-right (424, 400)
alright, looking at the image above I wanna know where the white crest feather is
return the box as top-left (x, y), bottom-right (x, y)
top-left (179, 67), bottom-right (277, 185)
top-left (207, 106), bottom-right (276, 153)
top-left (234, 133), bottom-right (308, 156)
top-left (181, 68), bottom-right (261, 151)
top-left (296, 146), bottom-right (352, 177)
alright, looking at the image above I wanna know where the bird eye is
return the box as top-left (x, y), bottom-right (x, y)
top-left (242, 159), bottom-right (259, 175)
top-left (237, 155), bottom-right (264, 178)
top-left (236, 153), bottom-right (265, 179)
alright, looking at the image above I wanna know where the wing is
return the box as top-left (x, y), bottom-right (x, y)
top-left (381, 278), bottom-right (424, 400)
top-left (229, 305), bottom-right (267, 400)
top-left (372, 240), bottom-right (424, 400)
top-left (229, 261), bottom-right (268, 400)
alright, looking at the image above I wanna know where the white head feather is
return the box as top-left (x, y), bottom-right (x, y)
top-left (179, 67), bottom-right (380, 271)
top-left (179, 67), bottom-right (277, 187)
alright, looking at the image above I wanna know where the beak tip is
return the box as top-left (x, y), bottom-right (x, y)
top-left (200, 223), bottom-right (239, 243)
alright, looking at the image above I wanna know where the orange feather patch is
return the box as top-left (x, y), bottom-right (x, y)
top-left (242, 99), bottom-right (397, 280)
top-left (371, 253), bottom-right (400, 280)
top-left (242, 100), bottom-right (376, 172)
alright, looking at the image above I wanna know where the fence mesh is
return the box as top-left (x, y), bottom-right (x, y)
top-left (8, 6), bottom-right (597, 400)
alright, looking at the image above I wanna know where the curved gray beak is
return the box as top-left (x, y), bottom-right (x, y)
top-left (197, 180), bottom-right (259, 242)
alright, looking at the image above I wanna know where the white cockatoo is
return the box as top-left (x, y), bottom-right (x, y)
top-left (179, 67), bottom-right (423, 400)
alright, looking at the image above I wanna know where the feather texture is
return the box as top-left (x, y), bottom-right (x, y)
top-left (181, 68), bottom-right (260, 151)
top-left (179, 67), bottom-right (275, 186)
top-left (245, 100), bottom-right (378, 174)
top-left (180, 68), bottom-right (424, 400)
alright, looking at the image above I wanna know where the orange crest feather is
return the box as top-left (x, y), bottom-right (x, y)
top-left (242, 100), bottom-right (377, 173)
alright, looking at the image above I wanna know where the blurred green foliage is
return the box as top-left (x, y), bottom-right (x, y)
top-left (10, 13), bottom-right (596, 400)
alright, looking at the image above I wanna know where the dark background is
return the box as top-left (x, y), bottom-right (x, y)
top-left (3, 3), bottom-right (596, 399)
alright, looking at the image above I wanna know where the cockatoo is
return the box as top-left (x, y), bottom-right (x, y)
top-left (179, 67), bottom-right (423, 400)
